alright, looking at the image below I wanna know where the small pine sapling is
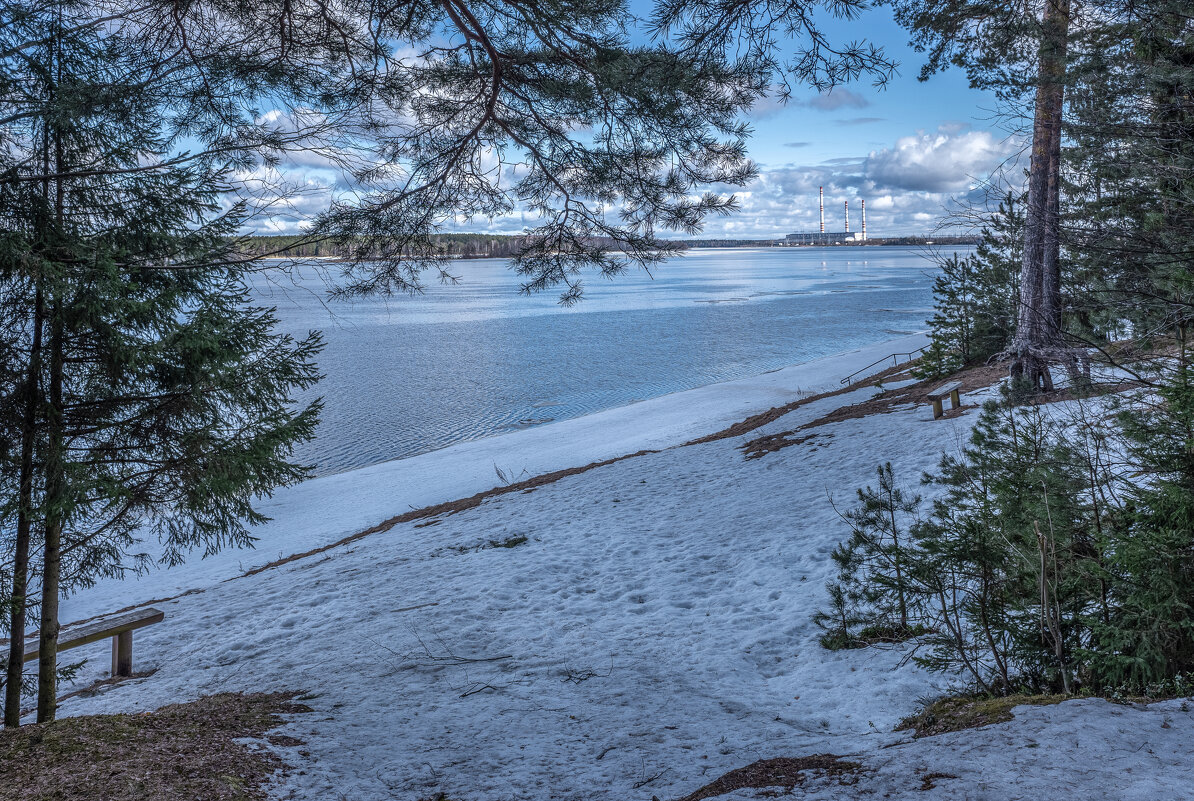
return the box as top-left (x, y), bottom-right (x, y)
top-left (815, 463), bottom-right (927, 649)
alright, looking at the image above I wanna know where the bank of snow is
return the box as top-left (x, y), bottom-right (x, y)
top-left (53, 336), bottom-right (1193, 801)
top-left (60, 333), bottom-right (929, 620)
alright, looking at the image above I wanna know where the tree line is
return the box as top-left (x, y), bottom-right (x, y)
top-left (241, 234), bottom-right (533, 260)
top-left (240, 234), bottom-right (982, 260)
top-left (823, 1), bottom-right (1194, 696)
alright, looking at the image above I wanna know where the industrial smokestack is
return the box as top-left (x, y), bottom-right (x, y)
top-left (844, 201), bottom-right (850, 233)
top-left (861, 199), bottom-right (867, 241)
top-left (819, 187), bottom-right (825, 233)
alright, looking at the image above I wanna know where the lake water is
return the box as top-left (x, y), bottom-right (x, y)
top-left (254, 246), bottom-right (950, 476)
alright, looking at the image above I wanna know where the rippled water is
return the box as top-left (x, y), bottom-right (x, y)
top-left (252, 246), bottom-right (952, 476)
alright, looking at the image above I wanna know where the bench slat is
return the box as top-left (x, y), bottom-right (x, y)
top-left (927, 381), bottom-right (963, 399)
top-left (8, 608), bottom-right (164, 663)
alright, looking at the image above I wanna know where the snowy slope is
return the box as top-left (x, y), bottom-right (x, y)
top-left (52, 340), bottom-right (1193, 801)
top-left (60, 333), bottom-right (927, 622)
top-left (710, 698), bottom-right (1194, 801)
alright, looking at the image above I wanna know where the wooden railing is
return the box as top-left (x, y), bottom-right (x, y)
top-left (840, 346), bottom-right (926, 386)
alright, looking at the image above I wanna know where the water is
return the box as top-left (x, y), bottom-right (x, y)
top-left (252, 246), bottom-right (949, 476)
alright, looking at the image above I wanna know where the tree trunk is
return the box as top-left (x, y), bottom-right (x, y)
top-left (4, 285), bottom-right (43, 728)
top-left (1008, 0), bottom-right (1072, 390)
top-left (36, 82), bottom-right (66, 722)
top-left (35, 304), bottom-right (65, 724)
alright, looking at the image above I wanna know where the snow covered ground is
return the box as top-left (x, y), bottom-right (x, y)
top-left (52, 335), bottom-right (1194, 800)
top-left (59, 333), bottom-right (930, 620)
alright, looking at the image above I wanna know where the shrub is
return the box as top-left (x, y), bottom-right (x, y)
top-left (813, 387), bottom-right (1194, 695)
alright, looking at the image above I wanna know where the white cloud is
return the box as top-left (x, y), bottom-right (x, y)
top-left (804, 88), bottom-right (869, 111)
top-left (250, 122), bottom-right (1022, 238)
top-left (744, 91), bottom-right (788, 119)
top-left (868, 195), bottom-right (895, 210)
top-left (667, 124), bottom-right (1022, 238)
top-left (865, 128), bottom-right (1010, 193)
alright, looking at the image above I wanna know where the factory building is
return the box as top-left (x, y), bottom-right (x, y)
top-left (783, 189), bottom-right (868, 244)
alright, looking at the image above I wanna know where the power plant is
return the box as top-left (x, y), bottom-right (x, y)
top-left (784, 187), bottom-right (868, 244)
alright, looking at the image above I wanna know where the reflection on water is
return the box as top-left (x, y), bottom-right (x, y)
top-left (252, 246), bottom-right (953, 476)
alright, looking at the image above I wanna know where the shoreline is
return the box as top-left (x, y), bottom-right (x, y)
top-left (42, 330), bottom-right (1194, 801)
top-left (51, 329), bottom-right (992, 799)
top-left (61, 331), bottom-right (927, 621)
top-left (250, 242), bottom-right (975, 263)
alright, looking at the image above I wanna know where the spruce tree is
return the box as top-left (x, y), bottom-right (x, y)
top-left (969, 194), bottom-right (1024, 360)
top-left (1065, 2), bottom-right (1194, 349)
top-left (1096, 361), bottom-right (1194, 689)
top-left (1062, 6), bottom-right (1194, 689)
top-left (918, 194), bottom-right (1022, 379)
top-left (0, 3), bottom-right (323, 723)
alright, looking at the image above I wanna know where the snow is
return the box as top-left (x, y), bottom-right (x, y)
top-left (60, 333), bottom-right (929, 621)
top-left (712, 698), bottom-right (1194, 800)
top-left (50, 334), bottom-right (1193, 801)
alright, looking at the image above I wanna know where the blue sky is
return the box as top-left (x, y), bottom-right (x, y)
top-left (259, 3), bottom-right (1021, 239)
top-left (713, 5), bottom-right (1020, 238)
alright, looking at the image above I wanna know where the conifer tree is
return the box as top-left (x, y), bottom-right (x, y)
top-left (1061, 8), bottom-right (1194, 689)
top-left (918, 194), bottom-right (1022, 378)
top-left (0, 2), bottom-right (323, 723)
top-left (1064, 2), bottom-right (1194, 349)
top-left (818, 395), bottom-right (1118, 694)
top-left (1098, 360), bottom-right (1194, 689)
top-left (815, 463), bottom-right (923, 648)
top-left (890, 0), bottom-right (1080, 389)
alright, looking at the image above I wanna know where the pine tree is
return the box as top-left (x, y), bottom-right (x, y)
top-left (916, 396), bottom-right (1094, 692)
top-left (918, 194), bottom-right (1022, 379)
top-left (819, 395), bottom-right (1115, 695)
top-left (0, 4), bottom-right (323, 723)
top-left (891, 0), bottom-right (1083, 390)
top-left (815, 464), bottom-right (924, 648)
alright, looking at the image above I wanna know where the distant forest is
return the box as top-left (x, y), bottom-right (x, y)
top-left (240, 233), bottom-right (980, 259)
top-left (241, 233), bottom-right (531, 259)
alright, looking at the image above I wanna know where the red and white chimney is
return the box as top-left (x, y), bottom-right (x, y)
top-left (861, 199), bottom-right (867, 241)
top-left (819, 187), bottom-right (825, 233)
top-left (844, 201), bottom-right (850, 233)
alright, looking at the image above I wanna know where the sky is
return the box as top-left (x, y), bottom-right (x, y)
top-left (259, 3), bottom-right (1025, 240)
top-left (713, 7), bottom-right (1023, 238)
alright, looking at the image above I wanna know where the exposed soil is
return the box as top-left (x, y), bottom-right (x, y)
top-left (673, 754), bottom-right (863, 801)
top-left (685, 360), bottom-right (917, 448)
top-left (0, 692), bottom-right (310, 801)
top-left (742, 363), bottom-right (1007, 459)
top-left (241, 362), bottom-right (945, 582)
top-left (919, 771), bottom-right (960, 790)
top-left (64, 450), bottom-right (660, 629)
top-left (61, 354), bottom-right (1131, 643)
top-left (30, 670), bottom-right (158, 715)
top-left (895, 694), bottom-right (1068, 739)
top-left (58, 357), bottom-right (965, 636)
top-left (239, 448), bottom-right (659, 577)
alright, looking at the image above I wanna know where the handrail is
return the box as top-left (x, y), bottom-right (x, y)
top-left (840, 346), bottom-right (926, 385)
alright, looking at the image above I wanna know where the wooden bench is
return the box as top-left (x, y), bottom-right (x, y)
top-left (927, 381), bottom-right (963, 419)
top-left (4, 608), bottom-right (164, 678)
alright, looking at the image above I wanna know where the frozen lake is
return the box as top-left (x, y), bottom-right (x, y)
top-left (254, 246), bottom-right (952, 476)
